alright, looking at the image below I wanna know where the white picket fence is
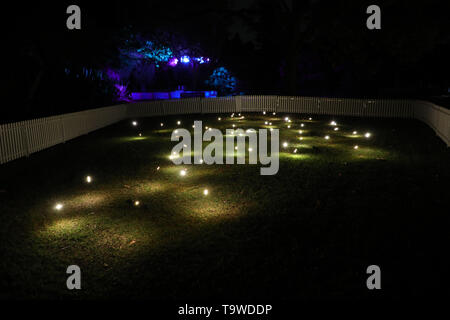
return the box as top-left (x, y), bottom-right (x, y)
top-left (1, 96), bottom-right (448, 164)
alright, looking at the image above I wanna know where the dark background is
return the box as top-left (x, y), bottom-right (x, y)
top-left (2, 0), bottom-right (449, 122)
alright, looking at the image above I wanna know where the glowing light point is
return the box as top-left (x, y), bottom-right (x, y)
top-left (293, 148), bottom-right (298, 153)
top-left (273, 112), bottom-right (276, 115)
top-left (365, 132), bottom-right (371, 138)
top-left (299, 137), bottom-right (303, 140)
top-left (203, 189), bottom-right (209, 196)
top-left (325, 135), bottom-right (330, 140)
top-left (180, 169), bottom-right (187, 176)
top-left (132, 121), bottom-right (137, 126)
top-left (309, 117), bottom-right (312, 120)
top-left (199, 159), bottom-right (204, 164)
top-left (263, 111), bottom-right (266, 115)
top-left (299, 130), bottom-right (303, 134)
top-left (248, 147), bottom-right (253, 152)
top-left (177, 121), bottom-right (181, 125)
top-left (156, 166), bottom-right (160, 171)
top-left (232, 124), bottom-right (236, 128)
top-left (55, 203), bottom-right (63, 211)
top-left (86, 176), bottom-right (92, 183)
top-left (284, 117), bottom-right (289, 122)
top-left (287, 125), bottom-right (291, 128)
top-left (354, 145), bottom-right (359, 149)
top-left (265, 121), bottom-right (268, 125)
top-left (235, 146), bottom-right (238, 150)
top-left (269, 122), bottom-right (272, 125)
top-left (283, 142), bottom-right (288, 148)
top-left (160, 123), bottom-right (164, 127)
top-left (330, 121), bottom-right (337, 126)
top-left (300, 123), bottom-right (304, 127)
top-left (353, 131), bottom-right (357, 135)
top-left (180, 56), bottom-right (190, 63)
top-left (134, 200), bottom-right (140, 206)
top-left (139, 133), bottom-right (142, 137)
top-left (334, 127), bottom-right (339, 131)
top-left (218, 117), bottom-right (221, 121)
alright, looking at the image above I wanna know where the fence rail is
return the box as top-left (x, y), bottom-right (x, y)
top-left (1, 96), bottom-right (448, 164)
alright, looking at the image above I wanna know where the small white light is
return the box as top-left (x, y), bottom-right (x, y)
top-left (235, 146), bottom-right (238, 150)
top-left (288, 119), bottom-right (292, 123)
top-left (309, 117), bottom-right (312, 120)
top-left (160, 123), bottom-right (164, 127)
top-left (175, 130), bottom-right (178, 134)
top-left (353, 131), bottom-right (357, 135)
top-left (177, 121), bottom-right (181, 125)
top-left (192, 125), bottom-right (195, 128)
top-left (218, 117), bottom-right (221, 121)
top-left (325, 135), bottom-right (330, 140)
top-left (365, 132), bottom-right (371, 138)
top-left (283, 142), bottom-right (288, 148)
top-left (208, 128), bottom-right (212, 131)
top-left (354, 145), bottom-right (359, 149)
top-left (203, 189), bottom-right (209, 196)
top-left (269, 122), bottom-right (272, 125)
top-left (265, 121), bottom-right (268, 125)
top-left (156, 166), bottom-right (160, 170)
top-left (299, 137), bottom-right (303, 140)
top-left (284, 117), bottom-right (289, 121)
top-left (263, 111), bottom-right (266, 115)
top-left (232, 124), bottom-right (236, 128)
top-left (299, 130), bottom-right (303, 134)
top-left (248, 147), bottom-right (253, 152)
top-left (55, 203), bottom-right (63, 211)
top-left (238, 113), bottom-right (241, 116)
top-left (86, 176), bottom-right (92, 183)
top-left (330, 121), bottom-right (337, 126)
top-left (134, 200), bottom-right (140, 206)
top-left (199, 159), bottom-right (204, 164)
top-left (293, 148), bottom-right (298, 153)
top-left (287, 125), bottom-right (291, 128)
top-left (183, 144), bottom-right (187, 148)
top-left (334, 127), bottom-right (339, 131)
top-left (270, 128), bottom-right (273, 132)
top-left (132, 121), bottom-right (137, 126)
top-left (139, 133), bottom-right (142, 137)
top-left (273, 112), bottom-right (276, 115)
top-left (205, 126), bottom-right (209, 130)
top-left (180, 169), bottom-right (187, 176)
top-left (300, 123), bottom-right (304, 127)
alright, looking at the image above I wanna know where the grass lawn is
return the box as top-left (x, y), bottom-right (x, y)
top-left (0, 113), bottom-right (449, 300)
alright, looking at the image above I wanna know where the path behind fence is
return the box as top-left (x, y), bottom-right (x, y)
top-left (1, 96), bottom-right (449, 164)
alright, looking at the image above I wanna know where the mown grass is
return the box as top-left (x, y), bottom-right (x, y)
top-left (0, 113), bottom-right (449, 300)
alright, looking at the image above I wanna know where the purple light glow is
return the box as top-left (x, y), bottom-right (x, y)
top-left (168, 57), bottom-right (178, 67)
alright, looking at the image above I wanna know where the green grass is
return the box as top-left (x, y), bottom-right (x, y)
top-left (0, 113), bottom-right (449, 300)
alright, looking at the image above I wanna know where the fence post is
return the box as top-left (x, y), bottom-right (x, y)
top-left (20, 123), bottom-right (30, 157)
top-left (60, 116), bottom-right (66, 143)
top-left (235, 95), bottom-right (242, 113)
